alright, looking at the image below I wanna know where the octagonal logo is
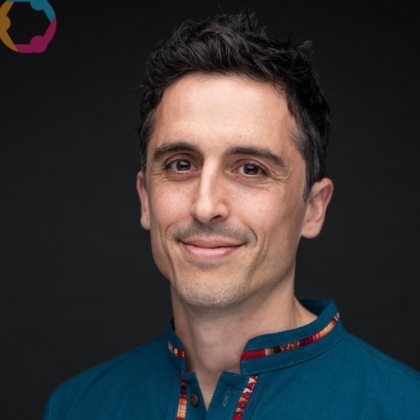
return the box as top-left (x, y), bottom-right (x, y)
top-left (0, 0), bottom-right (56, 53)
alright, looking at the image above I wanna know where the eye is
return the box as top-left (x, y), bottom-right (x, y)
top-left (167, 159), bottom-right (193, 172)
top-left (238, 163), bottom-right (265, 176)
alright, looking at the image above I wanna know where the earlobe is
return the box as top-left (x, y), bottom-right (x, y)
top-left (301, 178), bottom-right (333, 239)
top-left (136, 171), bottom-right (151, 230)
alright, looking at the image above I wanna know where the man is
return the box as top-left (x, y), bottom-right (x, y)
top-left (44, 12), bottom-right (420, 419)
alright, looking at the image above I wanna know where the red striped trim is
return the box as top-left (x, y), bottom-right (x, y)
top-left (176, 375), bottom-right (187, 420)
top-left (233, 375), bottom-right (258, 420)
top-left (168, 340), bottom-right (185, 358)
top-left (241, 314), bottom-right (339, 361)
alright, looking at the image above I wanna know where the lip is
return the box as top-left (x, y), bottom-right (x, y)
top-left (180, 239), bottom-right (243, 259)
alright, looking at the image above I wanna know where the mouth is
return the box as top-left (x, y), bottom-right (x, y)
top-left (180, 239), bottom-right (243, 259)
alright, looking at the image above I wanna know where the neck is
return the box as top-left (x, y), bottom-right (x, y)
top-left (171, 282), bottom-right (316, 408)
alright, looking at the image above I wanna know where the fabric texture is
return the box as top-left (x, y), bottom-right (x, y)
top-left (43, 300), bottom-right (420, 419)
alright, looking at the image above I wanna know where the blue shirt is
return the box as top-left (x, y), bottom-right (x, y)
top-left (43, 300), bottom-right (420, 419)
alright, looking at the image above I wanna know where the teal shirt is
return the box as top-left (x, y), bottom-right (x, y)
top-left (43, 300), bottom-right (420, 419)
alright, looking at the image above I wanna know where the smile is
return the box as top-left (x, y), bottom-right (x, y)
top-left (180, 239), bottom-right (242, 259)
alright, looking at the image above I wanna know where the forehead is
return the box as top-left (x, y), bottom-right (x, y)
top-left (150, 73), bottom-right (297, 156)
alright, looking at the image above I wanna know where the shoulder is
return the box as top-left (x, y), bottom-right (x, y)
top-left (341, 332), bottom-right (420, 384)
top-left (61, 334), bottom-right (168, 388)
top-left (332, 331), bottom-right (420, 414)
top-left (43, 335), bottom-right (172, 419)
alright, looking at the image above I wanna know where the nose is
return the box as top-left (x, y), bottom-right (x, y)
top-left (189, 165), bottom-right (229, 224)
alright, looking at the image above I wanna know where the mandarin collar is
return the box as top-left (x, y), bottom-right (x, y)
top-left (166, 299), bottom-right (344, 375)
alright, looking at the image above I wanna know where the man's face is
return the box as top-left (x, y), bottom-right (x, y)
top-left (137, 73), bottom-right (331, 309)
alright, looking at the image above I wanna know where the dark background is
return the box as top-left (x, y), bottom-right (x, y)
top-left (1, 0), bottom-right (419, 418)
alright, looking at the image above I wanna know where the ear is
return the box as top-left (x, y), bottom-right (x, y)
top-left (301, 178), bottom-right (333, 239)
top-left (136, 171), bottom-right (151, 230)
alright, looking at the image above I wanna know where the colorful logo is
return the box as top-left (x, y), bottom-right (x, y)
top-left (0, 0), bottom-right (56, 53)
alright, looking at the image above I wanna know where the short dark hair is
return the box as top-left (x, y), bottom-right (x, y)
top-left (138, 11), bottom-right (330, 198)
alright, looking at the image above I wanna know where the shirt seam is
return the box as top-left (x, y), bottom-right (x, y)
top-left (343, 334), bottom-right (420, 382)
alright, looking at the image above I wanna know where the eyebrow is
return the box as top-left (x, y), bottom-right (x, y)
top-left (226, 146), bottom-right (287, 169)
top-left (152, 142), bottom-right (201, 161)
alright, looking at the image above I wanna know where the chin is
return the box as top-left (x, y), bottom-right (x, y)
top-left (172, 275), bottom-right (248, 310)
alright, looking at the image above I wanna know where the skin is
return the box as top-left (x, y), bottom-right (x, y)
top-left (137, 73), bottom-right (333, 407)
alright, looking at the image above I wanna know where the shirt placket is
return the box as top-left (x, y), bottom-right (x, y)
top-left (176, 371), bottom-right (258, 420)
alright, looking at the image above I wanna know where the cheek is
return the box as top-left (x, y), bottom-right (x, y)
top-left (251, 190), bottom-right (306, 243)
top-left (148, 184), bottom-right (191, 231)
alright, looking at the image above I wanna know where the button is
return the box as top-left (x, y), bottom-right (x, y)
top-left (190, 393), bottom-right (199, 407)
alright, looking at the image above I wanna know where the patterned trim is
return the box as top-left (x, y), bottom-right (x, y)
top-left (172, 314), bottom-right (338, 419)
top-left (168, 340), bottom-right (185, 358)
top-left (233, 375), bottom-right (258, 420)
top-left (176, 375), bottom-right (187, 420)
top-left (241, 313), bottom-right (340, 361)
